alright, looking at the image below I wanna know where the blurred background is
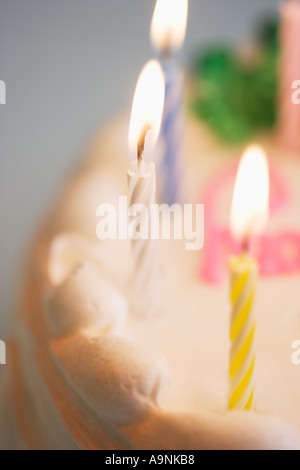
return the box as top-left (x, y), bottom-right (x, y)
top-left (0, 0), bottom-right (280, 333)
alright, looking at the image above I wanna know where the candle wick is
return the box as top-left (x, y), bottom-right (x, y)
top-left (137, 123), bottom-right (152, 164)
top-left (241, 235), bottom-right (251, 254)
top-left (161, 46), bottom-right (172, 62)
top-left (161, 28), bottom-right (173, 61)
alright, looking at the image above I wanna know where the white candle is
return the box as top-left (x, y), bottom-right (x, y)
top-left (128, 61), bottom-right (165, 317)
top-left (128, 160), bottom-right (160, 318)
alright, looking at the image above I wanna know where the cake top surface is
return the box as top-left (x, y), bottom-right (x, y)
top-left (13, 114), bottom-right (300, 449)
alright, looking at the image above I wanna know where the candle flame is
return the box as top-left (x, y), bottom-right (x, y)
top-left (150, 0), bottom-right (188, 54)
top-left (129, 60), bottom-right (165, 157)
top-left (230, 145), bottom-right (269, 244)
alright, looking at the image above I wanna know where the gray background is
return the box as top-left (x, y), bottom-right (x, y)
top-left (0, 0), bottom-right (280, 332)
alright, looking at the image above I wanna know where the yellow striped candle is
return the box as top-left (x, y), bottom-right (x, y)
top-left (229, 145), bottom-right (269, 412)
top-left (229, 253), bottom-right (258, 410)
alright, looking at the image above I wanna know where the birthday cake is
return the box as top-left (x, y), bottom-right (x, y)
top-left (2, 2), bottom-right (300, 451)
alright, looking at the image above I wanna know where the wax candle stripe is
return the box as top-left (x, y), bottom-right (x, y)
top-left (132, 243), bottom-right (160, 292)
top-left (129, 177), bottom-right (156, 207)
top-left (229, 357), bottom-right (255, 410)
top-left (230, 323), bottom-right (256, 377)
top-left (230, 329), bottom-right (255, 389)
top-left (244, 389), bottom-right (254, 410)
top-left (230, 287), bottom-right (255, 342)
top-left (151, 1), bottom-right (188, 203)
top-left (230, 354), bottom-right (255, 392)
top-left (127, 60), bottom-right (164, 318)
top-left (163, 93), bottom-right (182, 133)
top-left (229, 254), bottom-right (258, 411)
top-left (230, 314), bottom-right (255, 357)
top-left (229, 345), bottom-right (256, 411)
top-left (230, 272), bottom-right (250, 304)
top-left (228, 146), bottom-right (268, 412)
top-left (128, 163), bottom-right (162, 317)
top-left (160, 62), bottom-right (184, 205)
top-left (130, 249), bottom-right (160, 308)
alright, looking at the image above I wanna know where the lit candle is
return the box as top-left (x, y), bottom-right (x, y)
top-left (151, 0), bottom-right (188, 204)
top-left (229, 146), bottom-right (270, 411)
top-left (278, 0), bottom-right (300, 153)
top-left (128, 60), bottom-right (165, 318)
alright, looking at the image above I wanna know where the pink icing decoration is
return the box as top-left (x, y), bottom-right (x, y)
top-left (200, 162), bottom-right (300, 284)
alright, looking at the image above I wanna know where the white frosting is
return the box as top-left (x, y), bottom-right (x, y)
top-left (18, 329), bottom-right (80, 450)
top-left (45, 168), bottom-right (126, 239)
top-left (124, 410), bottom-right (300, 450)
top-left (45, 262), bottom-right (128, 337)
top-left (5, 115), bottom-right (300, 449)
top-left (51, 334), bottom-right (171, 425)
top-left (0, 366), bottom-right (26, 450)
top-left (48, 231), bottom-right (131, 288)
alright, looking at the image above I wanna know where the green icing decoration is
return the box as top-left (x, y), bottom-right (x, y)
top-left (191, 17), bottom-right (279, 143)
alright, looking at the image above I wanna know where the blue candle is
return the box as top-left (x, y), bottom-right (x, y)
top-left (151, 0), bottom-right (188, 205)
top-left (160, 59), bottom-right (184, 204)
